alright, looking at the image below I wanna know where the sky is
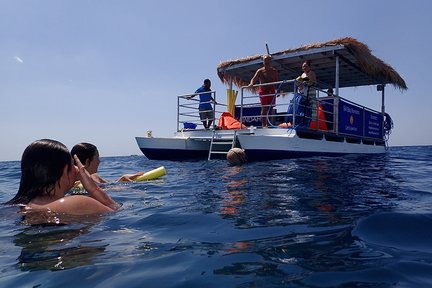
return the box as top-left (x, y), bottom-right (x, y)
top-left (1, 0), bottom-right (431, 161)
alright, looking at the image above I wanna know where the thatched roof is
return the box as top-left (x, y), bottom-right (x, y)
top-left (217, 37), bottom-right (407, 91)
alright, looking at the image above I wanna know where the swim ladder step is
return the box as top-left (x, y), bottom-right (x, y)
top-left (208, 130), bottom-right (237, 160)
top-left (211, 141), bottom-right (234, 145)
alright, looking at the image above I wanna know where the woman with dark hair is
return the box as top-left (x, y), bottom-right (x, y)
top-left (71, 142), bottom-right (145, 183)
top-left (297, 60), bottom-right (317, 96)
top-left (285, 60), bottom-right (318, 127)
top-left (7, 139), bottom-right (119, 215)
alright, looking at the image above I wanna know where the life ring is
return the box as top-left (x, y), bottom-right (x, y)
top-left (134, 166), bottom-right (166, 181)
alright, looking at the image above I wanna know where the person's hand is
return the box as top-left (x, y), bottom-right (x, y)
top-left (74, 155), bottom-right (99, 193)
top-left (73, 155), bottom-right (119, 211)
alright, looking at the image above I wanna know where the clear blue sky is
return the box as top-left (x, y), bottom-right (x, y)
top-left (1, 0), bottom-right (430, 161)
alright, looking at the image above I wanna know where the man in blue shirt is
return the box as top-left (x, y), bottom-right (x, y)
top-left (189, 79), bottom-right (216, 129)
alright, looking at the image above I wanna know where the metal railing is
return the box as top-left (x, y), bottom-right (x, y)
top-left (175, 79), bottom-right (383, 141)
top-left (177, 91), bottom-right (227, 132)
top-left (239, 80), bottom-right (335, 131)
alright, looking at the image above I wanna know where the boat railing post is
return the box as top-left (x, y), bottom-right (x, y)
top-left (240, 87), bottom-right (244, 127)
top-left (334, 55), bottom-right (340, 135)
top-left (334, 94), bottom-right (339, 135)
top-left (378, 84), bottom-right (386, 141)
top-left (212, 91), bottom-right (216, 130)
top-left (293, 81), bottom-right (297, 126)
top-left (177, 96), bottom-right (180, 132)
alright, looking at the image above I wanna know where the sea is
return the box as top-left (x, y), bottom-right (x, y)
top-left (0, 145), bottom-right (431, 288)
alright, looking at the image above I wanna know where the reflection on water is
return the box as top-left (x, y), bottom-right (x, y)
top-left (201, 154), bottom-right (407, 283)
top-left (0, 147), bottom-right (431, 287)
top-left (221, 166), bottom-right (247, 216)
top-left (216, 154), bottom-right (401, 230)
top-left (14, 223), bottom-right (106, 271)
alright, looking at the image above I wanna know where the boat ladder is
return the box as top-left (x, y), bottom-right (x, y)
top-left (208, 130), bottom-right (237, 160)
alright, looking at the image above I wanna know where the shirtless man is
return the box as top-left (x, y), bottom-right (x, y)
top-left (249, 55), bottom-right (279, 127)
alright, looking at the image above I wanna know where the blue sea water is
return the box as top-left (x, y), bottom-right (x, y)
top-left (0, 146), bottom-right (431, 287)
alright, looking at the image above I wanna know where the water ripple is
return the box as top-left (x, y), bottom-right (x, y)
top-left (0, 146), bottom-right (431, 287)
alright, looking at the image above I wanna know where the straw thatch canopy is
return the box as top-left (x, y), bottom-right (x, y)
top-left (217, 37), bottom-right (407, 91)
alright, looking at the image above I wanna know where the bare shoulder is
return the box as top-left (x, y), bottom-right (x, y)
top-left (308, 70), bottom-right (317, 82)
top-left (253, 67), bottom-right (264, 76)
top-left (64, 195), bottom-right (116, 214)
top-left (28, 195), bottom-right (115, 215)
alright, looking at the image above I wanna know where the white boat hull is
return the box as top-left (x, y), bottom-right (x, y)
top-left (135, 130), bottom-right (233, 160)
top-left (236, 128), bottom-right (385, 160)
top-left (136, 128), bottom-right (386, 161)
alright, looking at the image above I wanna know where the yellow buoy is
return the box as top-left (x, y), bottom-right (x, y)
top-left (134, 166), bottom-right (167, 182)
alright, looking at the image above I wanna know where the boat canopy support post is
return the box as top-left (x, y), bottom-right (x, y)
top-left (240, 86), bottom-right (245, 125)
top-left (335, 55), bottom-right (340, 96)
top-left (378, 84), bottom-right (386, 115)
top-left (377, 84), bottom-right (386, 144)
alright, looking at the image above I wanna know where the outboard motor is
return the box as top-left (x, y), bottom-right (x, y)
top-left (383, 113), bottom-right (393, 137)
top-left (383, 113), bottom-right (394, 149)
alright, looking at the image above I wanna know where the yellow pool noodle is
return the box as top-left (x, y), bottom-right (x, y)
top-left (134, 166), bottom-right (166, 182)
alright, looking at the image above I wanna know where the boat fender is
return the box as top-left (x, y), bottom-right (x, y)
top-left (227, 148), bottom-right (247, 165)
top-left (134, 166), bottom-right (167, 181)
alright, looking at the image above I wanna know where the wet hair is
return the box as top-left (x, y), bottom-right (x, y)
top-left (71, 143), bottom-right (98, 166)
top-left (7, 139), bottom-right (72, 205)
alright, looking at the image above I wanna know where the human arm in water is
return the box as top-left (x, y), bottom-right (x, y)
top-left (116, 172), bottom-right (145, 182)
top-left (91, 173), bottom-right (109, 184)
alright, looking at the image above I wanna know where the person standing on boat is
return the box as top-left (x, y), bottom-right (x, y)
top-left (248, 55), bottom-right (279, 128)
top-left (189, 79), bottom-right (216, 130)
top-left (297, 60), bottom-right (317, 96)
top-left (288, 60), bottom-right (318, 126)
top-left (300, 60), bottom-right (318, 125)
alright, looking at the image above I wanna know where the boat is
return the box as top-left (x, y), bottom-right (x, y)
top-left (135, 37), bottom-right (407, 161)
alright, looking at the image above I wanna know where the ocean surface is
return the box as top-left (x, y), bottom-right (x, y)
top-left (0, 146), bottom-right (432, 287)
